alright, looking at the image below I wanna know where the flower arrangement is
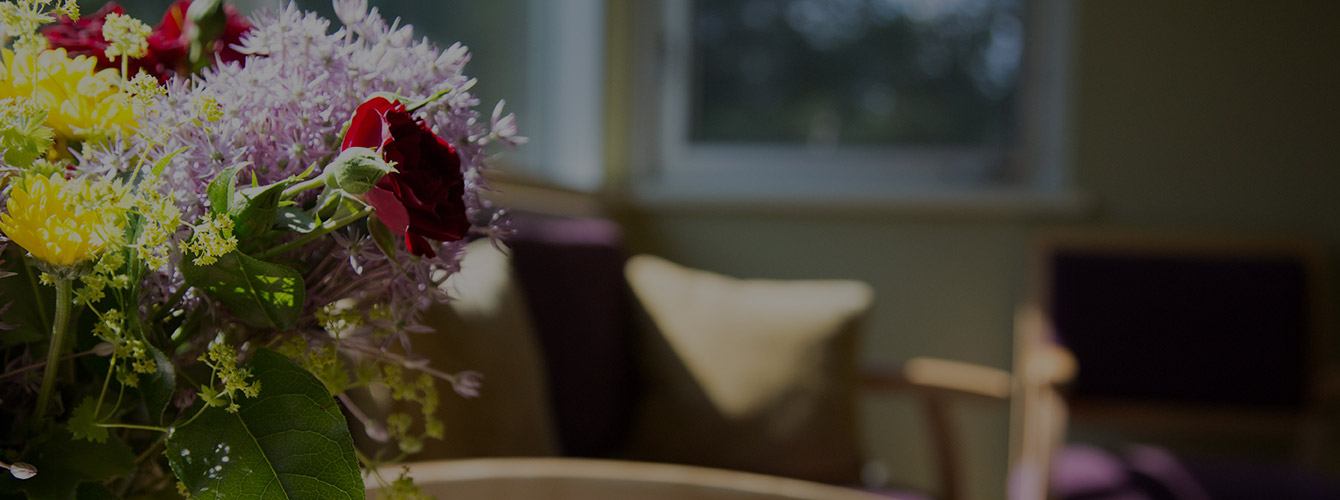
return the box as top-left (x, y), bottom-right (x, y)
top-left (0, 0), bottom-right (523, 498)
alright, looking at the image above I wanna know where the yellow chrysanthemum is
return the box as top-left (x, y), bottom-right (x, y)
top-left (0, 173), bottom-right (126, 267)
top-left (0, 48), bottom-right (136, 140)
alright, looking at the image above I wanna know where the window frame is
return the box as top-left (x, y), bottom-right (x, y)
top-left (626, 0), bottom-right (1079, 207)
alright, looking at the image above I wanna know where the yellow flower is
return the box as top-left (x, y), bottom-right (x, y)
top-left (0, 48), bottom-right (136, 141)
top-left (0, 173), bottom-right (126, 267)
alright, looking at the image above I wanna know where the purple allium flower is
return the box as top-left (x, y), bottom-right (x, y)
top-left (96, 1), bottom-right (516, 339)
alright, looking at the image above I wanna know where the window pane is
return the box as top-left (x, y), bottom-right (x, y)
top-left (690, 0), bottom-right (1023, 147)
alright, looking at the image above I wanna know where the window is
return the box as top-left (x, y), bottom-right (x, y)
top-left (632, 0), bottom-right (1076, 205)
top-left (212, 0), bottom-right (1073, 204)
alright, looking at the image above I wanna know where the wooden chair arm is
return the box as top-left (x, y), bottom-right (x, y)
top-left (862, 357), bottom-right (1013, 401)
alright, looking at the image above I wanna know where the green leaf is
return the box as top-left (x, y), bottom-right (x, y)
top-left (68, 397), bottom-right (108, 443)
top-left (166, 349), bottom-right (364, 500)
top-left (0, 429), bottom-right (134, 500)
top-left (206, 165), bottom-right (242, 216)
top-left (74, 483), bottom-right (117, 500)
top-left (140, 346), bottom-right (178, 426)
top-left (150, 147), bottom-right (189, 178)
top-left (181, 252), bottom-right (305, 330)
top-left (368, 216), bottom-right (398, 260)
top-left (0, 248), bottom-right (52, 347)
top-left (233, 182), bottom-right (290, 242)
top-left (277, 207), bottom-right (318, 234)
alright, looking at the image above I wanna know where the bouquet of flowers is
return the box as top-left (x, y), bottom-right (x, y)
top-left (0, 0), bottom-right (524, 497)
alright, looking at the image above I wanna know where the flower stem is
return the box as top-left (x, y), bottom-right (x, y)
top-left (281, 171), bottom-right (329, 199)
top-left (406, 86), bottom-right (454, 113)
top-left (21, 261), bottom-right (50, 334)
top-left (93, 353), bottom-right (118, 418)
top-left (33, 279), bottom-right (73, 421)
top-left (255, 205), bottom-right (372, 259)
top-left (96, 422), bottom-right (170, 433)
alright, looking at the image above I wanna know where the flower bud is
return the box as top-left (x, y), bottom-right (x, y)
top-left (324, 147), bottom-right (394, 196)
top-left (8, 462), bottom-right (37, 480)
top-left (93, 342), bottom-right (115, 357)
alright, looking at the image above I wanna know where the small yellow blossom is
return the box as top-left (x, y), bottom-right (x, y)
top-left (90, 308), bottom-right (157, 387)
top-left (0, 173), bottom-right (126, 267)
top-left (124, 72), bottom-right (165, 112)
top-left (194, 94), bottom-right (223, 123)
top-left (199, 341), bottom-right (261, 413)
top-left (0, 49), bottom-right (136, 140)
top-left (183, 213), bottom-right (237, 266)
top-left (131, 184), bottom-right (181, 270)
top-left (54, 0), bottom-right (78, 21)
top-left (0, 0), bottom-right (55, 55)
top-left (101, 13), bottom-right (151, 60)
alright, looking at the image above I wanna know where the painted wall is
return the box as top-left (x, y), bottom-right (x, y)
top-left (616, 1), bottom-right (1340, 498)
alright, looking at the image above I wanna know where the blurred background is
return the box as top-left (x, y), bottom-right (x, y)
top-left (92, 0), bottom-right (1340, 498)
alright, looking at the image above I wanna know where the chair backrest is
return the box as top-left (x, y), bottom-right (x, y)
top-left (1033, 231), bottom-right (1328, 458)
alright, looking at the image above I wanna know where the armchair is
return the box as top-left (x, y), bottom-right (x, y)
top-left (862, 306), bottom-right (1076, 500)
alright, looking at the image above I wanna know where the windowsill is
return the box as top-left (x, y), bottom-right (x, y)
top-left (615, 183), bottom-right (1095, 220)
top-left (486, 169), bottom-right (1095, 221)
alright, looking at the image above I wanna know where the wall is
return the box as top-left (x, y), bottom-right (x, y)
top-left (614, 1), bottom-right (1340, 499)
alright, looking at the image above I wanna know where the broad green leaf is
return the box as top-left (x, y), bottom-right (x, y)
top-left (277, 207), bottom-right (318, 233)
top-left (206, 165), bottom-right (242, 216)
top-left (181, 252), bottom-right (305, 330)
top-left (140, 346), bottom-right (177, 426)
top-left (0, 429), bottom-right (134, 500)
top-left (233, 182), bottom-right (290, 243)
top-left (166, 349), bottom-right (364, 500)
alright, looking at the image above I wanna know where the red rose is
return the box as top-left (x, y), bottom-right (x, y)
top-left (42, 0), bottom-right (251, 81)
top-left (342, 97), bottom-right (470, 258)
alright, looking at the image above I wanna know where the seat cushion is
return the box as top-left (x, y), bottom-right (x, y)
top-left (622, 255), bottom-right (874, 484)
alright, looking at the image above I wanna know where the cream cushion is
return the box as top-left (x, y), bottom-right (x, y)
top-left (410, 239), bottom-right (560, 458)
top-left (623, 255), bottom-right (874, 484)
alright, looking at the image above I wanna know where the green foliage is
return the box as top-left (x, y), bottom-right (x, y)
top-left (181, 251), bottom-right (305, 330)
top-left (0, 100), bottom-right (53, 169)
top-left (166, 349), bottom-right (364, 499)
top-left (67, 397), bottom-right (108, 443)
top-left (378, 467), bottom-right (431, 500)
top-left (324, 147), bottom-right (393, 196)
top-left (0, 247), bottom-right (51, 347)
top-left (232, 182), bottom-right (289, 245)
top-left (368, 216), bottom-right (398, 260)
top-left (205, 165), bottom-right (242, 216)
top-left (277, 207), bottom-right (318, 233)
top-left (275, 338), bottom-right (350, 396)
top-left (0, 429), bottom-right (134, 500)
top-left (139, 346), bottom-right (177, 426)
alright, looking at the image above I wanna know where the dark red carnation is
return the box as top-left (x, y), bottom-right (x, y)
top-left (342, 96), bottom-right (470, 258)
top-left (42, 0), bottom-right (252, 81)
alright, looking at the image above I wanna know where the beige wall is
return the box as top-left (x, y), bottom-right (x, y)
top-left (614, 1), bottom-right (1340, 498)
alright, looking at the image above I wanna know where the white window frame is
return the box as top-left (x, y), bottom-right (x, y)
top-left (628, 0), bottom-right (1080, 209)
top-left (518, 0), bottom-right (607, 192)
